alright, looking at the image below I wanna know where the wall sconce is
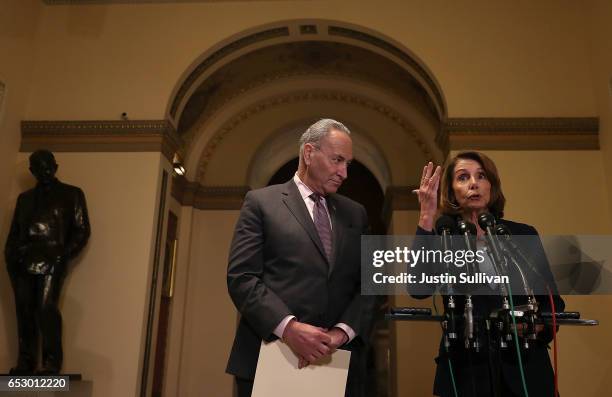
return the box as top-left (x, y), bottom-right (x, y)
top-left (172, 153), bottom-right (186, 176)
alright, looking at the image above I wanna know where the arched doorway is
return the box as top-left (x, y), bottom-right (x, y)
top-left (163, 19), bottom-right (447, 397)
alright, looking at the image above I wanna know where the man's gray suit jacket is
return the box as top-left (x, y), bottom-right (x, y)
top-left (226, 179), bottom-right (369, 380)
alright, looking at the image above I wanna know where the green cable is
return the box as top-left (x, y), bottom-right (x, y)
top-left (506, 283), bottom-right (530, 397)
top-left (433, 295), bottom-right (459, 397)
top-left (447, 355), bottom-right (459, 397)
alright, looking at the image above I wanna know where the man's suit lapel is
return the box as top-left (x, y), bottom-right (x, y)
top-left (281, 180), bottom-right (329, 265)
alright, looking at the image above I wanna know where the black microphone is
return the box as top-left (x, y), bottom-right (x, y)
top-left (495, 223), bottom-right (543, 279)
top-left (457, 219), bottom-right (477, 250)
top-left (457, 219), bottom-right (477, 246)
top-left (494, 223), bottom-right (540, 344)
top-left (436, 215), bottom-right (458, 340)
top-left (457, 219), bottom-right (479, 297)
top-left (457, 219), bottom-right (478, 271)
top-left (477, 212), bottom-right (504, 266)
top-left (457, 219), bottom-right (478, 346)
top-left (478, 215), bottom-right (512, 345)
top-left (435, 215), bottom-right (456, 252)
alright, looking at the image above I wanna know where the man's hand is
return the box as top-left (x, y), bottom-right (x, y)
top-left (283, 320), bottom-right (331, 367)
top-left (296, 328), bottom-right (348, 368)
top-left (326, 327), bottom-right (348, 351)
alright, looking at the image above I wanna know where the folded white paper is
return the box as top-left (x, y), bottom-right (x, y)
top-left (252, 340), bottom-right (351, 397)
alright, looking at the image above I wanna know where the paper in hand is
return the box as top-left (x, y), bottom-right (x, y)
top-left (252, 340), bottom-right (351, 397)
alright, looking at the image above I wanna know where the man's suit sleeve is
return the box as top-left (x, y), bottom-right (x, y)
top-left (227, 190), bottom-right (292, 340)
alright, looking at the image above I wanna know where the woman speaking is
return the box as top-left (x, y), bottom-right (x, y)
top-left (413, 151), bottom-right (564, 397)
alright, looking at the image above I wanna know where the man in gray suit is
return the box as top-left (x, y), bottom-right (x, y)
top-left (226, 119), bottom-right (370, 397)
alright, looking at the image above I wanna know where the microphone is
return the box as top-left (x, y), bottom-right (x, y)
top-left (435, 215), bottom-right (457, 340)
top-left (457, 219), bottom-right (478, 348)
top-left (457, 219), bottom-right (477, 246)
top-left (435, 215), bottom-right (456, 253)
top-left (494, 223), bottom-right (540, 344)
top-left (457, 219), bottom-right (479, 275)
top-left (495, 224), bottom-right (534, 318)
top-left (477, 213), bottom-right (504, 266)
top-left (477, 213), bottom-right (511, 341)
top-left (495, 224), bottom-right (543, 280)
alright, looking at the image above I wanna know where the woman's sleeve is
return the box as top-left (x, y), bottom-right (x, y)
top-left (526, 226), bottom-right (565, 344)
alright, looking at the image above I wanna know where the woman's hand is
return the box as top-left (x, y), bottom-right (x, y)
top-left (414, 162), bottom-right (441, 231)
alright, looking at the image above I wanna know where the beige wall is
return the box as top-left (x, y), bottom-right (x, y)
top-left (0, 0), bottom-right (41, 234)
top-left (456, 150), bottom-right (612, 396)
top-left (584, 0), bottom-right (612, 228)
top-left (0, 152), bottom-right (165, 397)
top-left (20, 0), bottom-right (596, 122)
top-left (474, 150), bottom-right (612, 234)
top-left (175, 210), bottom-right (238, 397)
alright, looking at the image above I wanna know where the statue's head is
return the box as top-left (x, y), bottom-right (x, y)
top-left (29, 149), bottom-right (58, 185)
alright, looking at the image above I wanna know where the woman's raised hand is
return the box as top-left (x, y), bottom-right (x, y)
top-left (414, 162), bottom-right (441, 231)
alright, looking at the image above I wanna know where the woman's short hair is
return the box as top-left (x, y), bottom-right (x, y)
top-left (439, 151), bottom-right (506, 218)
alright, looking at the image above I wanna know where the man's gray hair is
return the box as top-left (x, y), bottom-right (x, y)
top-left (299, 118), bottom-right (351, 156)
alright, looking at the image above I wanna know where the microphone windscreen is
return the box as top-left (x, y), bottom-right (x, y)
top-left (495, 223), bottom-right (511, 236)
top-left (457, 219), bottom-right (477, 235)
top-left (477, 212), bottom-right (496, 230)
top-left (435, 215), bottom-right (456, 235)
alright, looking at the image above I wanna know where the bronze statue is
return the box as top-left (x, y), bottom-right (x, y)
top-left (4, 150), bottom-right (90, 375)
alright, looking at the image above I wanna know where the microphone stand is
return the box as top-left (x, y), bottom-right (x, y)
top-left (436, 216), bottom-right (459, 346)
top-left (442, 230), bottom-right (458, 346)
top-left (477, 213), bottom-right (513, 350)
top-left (477, 213), bottom-right (511, 397)
top-left (495, 224), bottom-right (540, 347)
top-left (458, 219), bottom-right (479, 351)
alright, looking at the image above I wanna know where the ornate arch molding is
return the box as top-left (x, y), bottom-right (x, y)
top-left (195, 89), bottom-right (435, 184)
top-left (167, 19), bottom-right (447, 126)
top-left (245, 118), bottom-right (393, 191)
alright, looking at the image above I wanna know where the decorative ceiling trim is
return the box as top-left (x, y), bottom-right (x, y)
top-left (170, 26), bottom-right (290, 118)
top-left (21, 120), bottom-right (183, 162)
top-left (171, 176), bottom-right (248, 210)
top-left (195, 90), bottom-right (433, 183)
top-left (169, 21), bottom-right (446, 123)
top-left (327, 25), bottom-right (445, 119)
top-left (181, 70), bottom-right (438, 149)
top-left (445, 117), bottom-right (599, 150)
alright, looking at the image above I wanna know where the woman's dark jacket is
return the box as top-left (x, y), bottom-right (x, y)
top-left (411, 218), bottom-right (564, 397)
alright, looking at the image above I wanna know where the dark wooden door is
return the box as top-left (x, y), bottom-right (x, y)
top-left (152, 211), bottom-right (178, 397)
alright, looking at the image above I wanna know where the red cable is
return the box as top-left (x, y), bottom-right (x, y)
top-left (547, 286), bottom-right (558, 397)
